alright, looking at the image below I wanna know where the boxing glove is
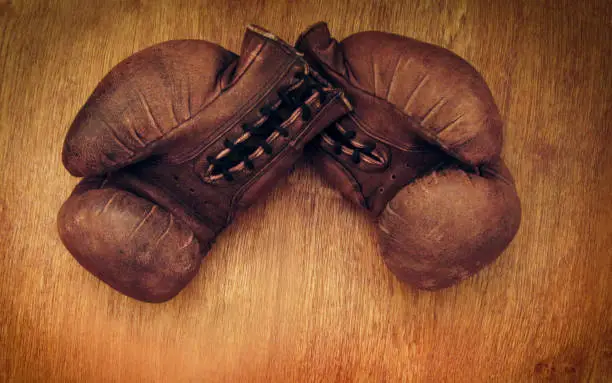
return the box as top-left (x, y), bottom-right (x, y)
top-left (296, 23), bottom-right (521, 289)
top-left (58, 25), bottom-right (351, 302)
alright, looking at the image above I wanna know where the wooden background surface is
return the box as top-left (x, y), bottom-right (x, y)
top-left (1, 0), bottom-right (611, 381)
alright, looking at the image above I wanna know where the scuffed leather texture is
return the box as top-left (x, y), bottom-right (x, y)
top-left (58, 177), bottom-right (201, 303)
top-left (58, 25), bottom-right (350, 302)
top-left (378, 162), bottom-right (521, 289)
top-left (296, 22), bottom-right (521, 290)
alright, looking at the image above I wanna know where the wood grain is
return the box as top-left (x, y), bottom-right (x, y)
top-left (1, 0), bottom-right (611, 381)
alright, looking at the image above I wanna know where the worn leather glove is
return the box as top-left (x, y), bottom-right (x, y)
top-left (58, 25), bottom-right (350, 302)
top-left (296, 22), bottom-right (521, 289)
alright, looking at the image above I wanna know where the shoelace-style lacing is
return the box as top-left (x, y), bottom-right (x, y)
top-left (207, 71), bottom-right (327, 181)
top-left (325, 124), bottom-right (378, 164)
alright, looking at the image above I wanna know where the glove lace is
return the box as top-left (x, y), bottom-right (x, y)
top-left (325, 124), bottom-right (378, 164)
top-left (207, 71), bottom-right (327, 181)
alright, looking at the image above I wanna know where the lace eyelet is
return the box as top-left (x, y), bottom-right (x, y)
top-left (259, 106), bottom-right (272, 117)
top-left (223, 172), bottom-right (234, 182)
top-left (301, 106), bottom-right (312, 121)
top-left (261, 142), bottom-right (273, 155)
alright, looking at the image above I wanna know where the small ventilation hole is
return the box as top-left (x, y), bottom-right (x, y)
top-left (391, 174), bottom-right (396, 180)
top-left (379, 187), bottom-right (384, 193)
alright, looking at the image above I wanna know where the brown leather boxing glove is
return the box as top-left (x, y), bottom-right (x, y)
top-left (58, 25), bottom-right (350, 302)
top-left (296, 22), bottom-right (521, 290)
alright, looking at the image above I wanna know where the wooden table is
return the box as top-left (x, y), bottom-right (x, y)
top-left (1, 0), bottom-right (610, 381)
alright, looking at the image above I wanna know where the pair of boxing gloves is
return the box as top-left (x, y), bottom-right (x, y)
top-left (58, 23), bottom-right (521, 302)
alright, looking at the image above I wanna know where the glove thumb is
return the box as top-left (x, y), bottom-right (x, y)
top-left (296, 22), bottom-right (348, 77)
